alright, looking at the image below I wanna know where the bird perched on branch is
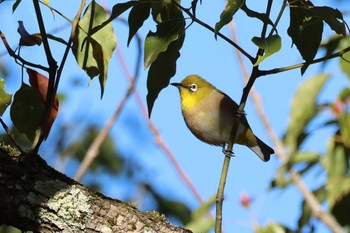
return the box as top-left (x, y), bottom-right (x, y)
top-left (171, 75), bottom-right (274, 162)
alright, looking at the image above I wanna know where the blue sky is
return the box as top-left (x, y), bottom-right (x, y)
top-left (0, 0), bottom-right (349, 232)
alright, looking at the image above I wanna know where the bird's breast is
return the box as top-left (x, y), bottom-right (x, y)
top-left (182, 95), bottom-right (244, 145)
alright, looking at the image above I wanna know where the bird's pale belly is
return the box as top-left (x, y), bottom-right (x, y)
top-left (183, 110), bottom-right (244, 146)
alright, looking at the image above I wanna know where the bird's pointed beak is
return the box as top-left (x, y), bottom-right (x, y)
top-left (171, 82), bottom-right (183, 88)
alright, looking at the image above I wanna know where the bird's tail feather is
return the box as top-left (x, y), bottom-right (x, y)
top-left (249, 136), bottom-right (274, 162)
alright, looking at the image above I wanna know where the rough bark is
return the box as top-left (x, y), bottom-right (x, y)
top-left (0, 146), bottom-right (192, 233)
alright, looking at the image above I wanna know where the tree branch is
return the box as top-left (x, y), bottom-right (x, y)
top-left (0, 148), bottom-right (192, 233)
top-left (0, 31), bottom-right (49, 72)
top-left (259, 46), bottom-right (350, 77)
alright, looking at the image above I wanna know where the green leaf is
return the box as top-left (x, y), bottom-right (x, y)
top-left (191, 0), bottom-right (201, 18)
top-left (144, 19), bottom-right (184, 69)
top-left (270, 166), bottom-right (292, 189)
top-left (283, 74), bottom-right (330, 152)
top-left (144, 4), bottom-right (185, 116)
top-left (12, 0), bottom-right (22, 13)
top-left (252, 34), bottom-right (281, 66)
top-left (289, 151), bottom-right (320, 164)
top-left (309, 6), bottom-right (347, 36)
top-left (191, 194), bottom-right (215, 220)
top-left (150, 0), bottom-right (179, 24)
top-left (331, 192), bottom-right (350, 226)
top-left (288, 2), bottom-right (323, 74)
top-left (339, 38), bottom-right (350, 80)
top-left (145, 184), bottom-right (191, 225)
top-left (241, 2), bottom-right (274, 28)
top-left (322, 134), bottom-right (349, 177)
top-left (89, 1), bottom-right (137, 35)
top-left (10, 83), bottom-right (44, 142)
top-left (320, 35), bottom-right (343, 59)
top-left (186, 195), bottom-right (215, 233)
top-left (327, 175), bottom-right (350, 208)
top-left (214, 0), bottom-right (245, 37)
top-left (255, 223), bottom-right (292, 233)
top-left (127, 1), bottom-right (151, 46)
top-left (72, 1), bottom-right (117, 97)
top-left (0, 78), bottom-right (12, 116)
top-left (338, 87), bottom-right (350, 102)
top-left (338, 112), bottom-right (350, 148)
top-left (146, 32), bottom-right (185, 117)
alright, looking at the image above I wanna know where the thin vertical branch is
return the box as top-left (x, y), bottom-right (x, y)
top-left (215, 155), bottom-right (230, 233)
top-left (31, 0), bottom-right (58, 152)
top-left (215, 1), bottom-right (275, 233)
top-left (32, 0), bottom-right (86, 153)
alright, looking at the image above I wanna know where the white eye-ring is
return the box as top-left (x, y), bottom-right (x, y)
top-left (189, 83), bottom-right (197, 92)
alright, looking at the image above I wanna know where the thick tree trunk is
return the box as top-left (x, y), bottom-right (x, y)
top-left (0, 147), bottom-right (192, 233)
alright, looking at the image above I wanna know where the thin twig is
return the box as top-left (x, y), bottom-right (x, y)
top-left (259, 46), bottom-right (350, 77)
top-left (74, 81), bottom-right (136, 181)
top-left (215, 1), bottom-right (274, 233)
top-left (0, 117), bottom-right (25, 154)
top-left (0, 31), bottom-right (49, 72)
top-left (31, 0), bottom-right (59, 152)
top-left (215, 155), bottom-right (230, 233)
top-left (115, 32), bottom-right (205, 205)
top-left (229, 19), bottom-right (345, 233)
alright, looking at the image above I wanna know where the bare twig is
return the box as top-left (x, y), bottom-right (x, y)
top-left (214, 1), bottom-right (274, 232)
top-left (32, 0), bottom-right (86, 153)
top-left (0, 31), bottom-right (49, 72)
top-left (259, 46), bottom-right (350, 77)
top-left (115, 36), bottom-right (205, 205)
top-left (229, 20), bottom-right (345, 233)
top-left (74, 79), bottom-right (136, 181)
top-left (0, 117), bottom-right (25, 154)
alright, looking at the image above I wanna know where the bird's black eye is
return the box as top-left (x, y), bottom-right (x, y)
top-left (189, 84), bottom-right (197, 92)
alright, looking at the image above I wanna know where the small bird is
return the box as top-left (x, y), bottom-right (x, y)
top-left (171, 75), bottom-right (274, 162)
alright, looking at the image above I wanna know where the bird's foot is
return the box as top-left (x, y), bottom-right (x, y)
top-left (235, 109), bottom-right (246, 117)
top-left (222, 147), bottom-right (234, 157)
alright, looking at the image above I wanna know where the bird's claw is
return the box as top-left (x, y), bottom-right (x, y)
top-left (222, 148), bottom-right (234, 157)
top-left (235, 109), bottom-right (246, 117)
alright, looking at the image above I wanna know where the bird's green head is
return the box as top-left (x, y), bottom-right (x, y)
top-left (171, 75), bottom-right (217, 109)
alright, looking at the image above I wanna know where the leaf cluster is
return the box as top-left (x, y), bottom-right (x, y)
top-left (269, 36), bottom-right (350, 231)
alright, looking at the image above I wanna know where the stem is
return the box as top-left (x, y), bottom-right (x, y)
top-left (32, 0), bottom-right (86, 153)
top-left (215, 1), bottom-right (274, 232)
top-left (55, 0), bottom-right (86, 96)
top-left (0, 32), bottom-right (49, 72)
top-left (215, 155), bottom-right (231, 233)
top-left (267, 0), bottom-right (287, 38)
top-left (259, 45), bottom-right (350, 76)
top-left (0, 118), bottom-right (25, 154)
top-left (31, 0), bottom-right (58, 152)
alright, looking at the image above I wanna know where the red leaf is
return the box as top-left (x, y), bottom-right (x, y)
top-left (27, 68), bottom-right (59, 139)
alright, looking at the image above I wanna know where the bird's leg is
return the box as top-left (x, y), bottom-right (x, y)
top-left (222, 144), bottom-right (234, 157)
top-left (235, 109), bottom-right (246, 117)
